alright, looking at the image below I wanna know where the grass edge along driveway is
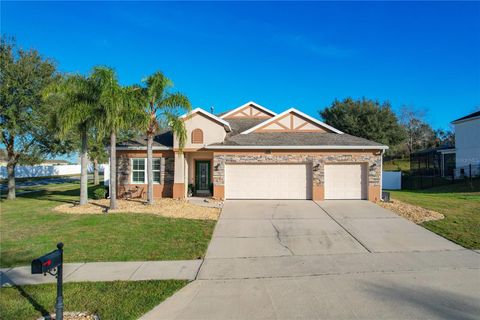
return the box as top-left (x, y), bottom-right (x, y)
top-left (389, 179), bottom-right (480, 249)
top-left (1, 182), bottom-right (216, 268)
top-left (0, 280), bottom-right (187, 320)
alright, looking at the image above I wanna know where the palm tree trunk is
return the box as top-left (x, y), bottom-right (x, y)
top-left (79, 127), bottom-right (88, 205)
top-left (110, 130), bottom-right (117, 210)
top-left (147, 133), bottom-right (154, 205)
top-left (93, 158), bottom-right (99, 185)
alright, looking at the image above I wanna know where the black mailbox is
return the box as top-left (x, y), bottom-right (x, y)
top-left (31, 248), bottom-right (62, 274)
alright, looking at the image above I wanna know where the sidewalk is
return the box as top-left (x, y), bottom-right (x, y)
top-left (0, 260), bottom-right (202, 286)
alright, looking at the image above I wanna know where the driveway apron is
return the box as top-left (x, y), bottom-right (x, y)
top-left (141, 200), bottom-right (480, 320)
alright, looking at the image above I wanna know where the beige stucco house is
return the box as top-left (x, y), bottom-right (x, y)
top-left (116, 102), bottom-right (388, 201)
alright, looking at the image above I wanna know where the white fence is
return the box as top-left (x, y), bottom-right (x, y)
top-left (382, 171), bottom-right (401, 190)
top-left (0, 164), bottom-right (106, 179)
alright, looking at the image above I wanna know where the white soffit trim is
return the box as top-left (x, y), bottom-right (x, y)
top-left (180, 107), bottom-right (231, 130)
top-left (241, 108), bottom-right (344, 134)
top-left (219, 101), bottom-right (277, 119)
top-left (116, 146), bottom-right (172, 151)
top-left (451, 115), bottom-right (480, 124)
top-left (206, 145), bottom-right (389, 150)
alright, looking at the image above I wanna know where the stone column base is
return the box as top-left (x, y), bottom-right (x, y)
top-left (173, 183), bottom-right (185, 199)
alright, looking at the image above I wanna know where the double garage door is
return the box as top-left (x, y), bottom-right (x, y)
top-left (225, 163), bottom-right (367, 200)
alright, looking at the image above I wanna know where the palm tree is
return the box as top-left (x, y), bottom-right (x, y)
top-left (92, 66), bottom-right (146, 210)
top-left (45, 74), bottom-right (99, 205)
top-left (143, 72), bottom-right (191, 205)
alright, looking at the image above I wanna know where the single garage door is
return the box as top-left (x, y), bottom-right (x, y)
top-left (225, 164), bottom-right (312, 199)
top-left (324, 164), bottom-right (367, 199)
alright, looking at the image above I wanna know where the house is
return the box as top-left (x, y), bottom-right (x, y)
top-left (116, 102), bottom-right (388, 201)
top-left (451, 111), bottom-right (480, 178)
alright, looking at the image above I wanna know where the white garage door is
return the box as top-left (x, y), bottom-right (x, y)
top-left (324, 164), bottom-right (367, 200)
top-left (225, 164), bottom-right (312, 199)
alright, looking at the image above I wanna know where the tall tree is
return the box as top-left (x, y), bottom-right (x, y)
top-left (45, 74), bottom-right (99, 205)
top-left (320, 98), bottom-right (406, 149)
top-left (0, 36), bottom-right (68, 200)
top-left (92, 66), bottom-right (146, 209)
top-left (143, 72), bottom-right (191, 205)
top-left (399, 106), bottom-right (437, 154)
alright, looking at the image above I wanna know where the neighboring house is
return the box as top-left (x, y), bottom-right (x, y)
top-left (451, 111), bottom-right (480, 178)
top-left (116, 102), bottom-right (388, 201)
top-left (39, 159), bottom-right (71, 166)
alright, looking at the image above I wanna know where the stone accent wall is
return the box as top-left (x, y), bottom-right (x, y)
top-left (213, 152), bottom-right (382, 187)
top-left (116, 154), bottom-right (175, 186)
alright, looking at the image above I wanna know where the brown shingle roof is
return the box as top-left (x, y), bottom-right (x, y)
top-left (212, 132), bottom-right (385, 147)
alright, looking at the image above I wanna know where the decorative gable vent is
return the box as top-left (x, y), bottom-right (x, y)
top-left (191, 128), bottom-right (204, 144)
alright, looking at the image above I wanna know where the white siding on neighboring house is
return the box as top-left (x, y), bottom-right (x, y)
top-left (454, 117), bottom-right (480, 176)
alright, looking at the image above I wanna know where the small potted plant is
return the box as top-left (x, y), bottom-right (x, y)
top-left (188, 184), bottom-right (195, 197)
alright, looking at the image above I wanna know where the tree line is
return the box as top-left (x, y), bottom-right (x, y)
top-left (319, 97), bottom-right (455, 159)
top-left (1, 36), bottom-right (191, 207)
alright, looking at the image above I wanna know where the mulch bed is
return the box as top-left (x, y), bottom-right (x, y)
top-left (378, 199), bottom-right (444, 224)
top-left (38, 312), bottom-right (99, 320)
top-left (53, 198), bottom-right (221, 220)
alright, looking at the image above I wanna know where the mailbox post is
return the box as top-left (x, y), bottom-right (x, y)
top-left (31, 242), bottom-right (64, 320)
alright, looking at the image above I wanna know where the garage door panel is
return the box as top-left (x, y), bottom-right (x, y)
top-left (225, 164), bottom-right (311, 199)
top-left (324, 164), bottom-right (367, 200)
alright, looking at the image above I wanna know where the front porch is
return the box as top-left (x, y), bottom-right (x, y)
top-left (174, 151), bottom-right (214, 198)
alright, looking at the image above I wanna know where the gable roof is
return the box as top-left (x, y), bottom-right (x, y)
top-left (220, 101), bottom-right (277, 119)
top-left (451, 111), bottom-right (480, 124)
top-left (241, 108), bottom-right (343, 135)
top-left (180, 108), bottom-right (231, 131)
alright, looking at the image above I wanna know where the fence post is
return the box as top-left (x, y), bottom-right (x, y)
top-left (469, 164), bottom-right (472, 182)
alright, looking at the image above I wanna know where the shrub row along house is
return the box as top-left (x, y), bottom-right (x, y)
top-left (116, 102), bottom-right (388, 201)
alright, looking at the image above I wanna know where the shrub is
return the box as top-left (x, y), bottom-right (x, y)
top-left (93, 187), bottom-right (107, 200)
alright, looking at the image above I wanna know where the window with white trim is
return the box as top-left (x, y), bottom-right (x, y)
top-left (131, 158), bottom-right (162, 184)
top-left (153, 158), bottom-right (161, 183)
top-left (132, 158), bottom-right (145, 184)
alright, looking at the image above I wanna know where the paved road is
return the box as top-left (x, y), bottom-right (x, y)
top-left (141, 200), bottom-right (480, 320)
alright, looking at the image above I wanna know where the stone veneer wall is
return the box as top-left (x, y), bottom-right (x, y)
top-left (117, 153), bottom-right (175, 185)
top-left (213, 152), bottom-right (382, 188)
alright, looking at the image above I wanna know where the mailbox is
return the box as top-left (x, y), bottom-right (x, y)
top-left (31, 248), bottom-right (62, 274)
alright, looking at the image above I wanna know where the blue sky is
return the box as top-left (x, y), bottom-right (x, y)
top-left (2, 1), bottom-right (479, 131)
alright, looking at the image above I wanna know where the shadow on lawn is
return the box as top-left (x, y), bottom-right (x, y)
top-left (14, 184), bottom-right (106, 205)
top-left (1, 273), bottom-right (51, 318)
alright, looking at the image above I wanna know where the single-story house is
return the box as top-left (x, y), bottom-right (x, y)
top-left (116, 102), bottom-right (388, 201)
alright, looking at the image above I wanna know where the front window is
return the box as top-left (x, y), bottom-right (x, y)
top-left (153, 158), bottom-right (161, 183)
top-left (131, 158), bottom-right (162, 184)
top-left (132, 158), bottom-right (145, 183)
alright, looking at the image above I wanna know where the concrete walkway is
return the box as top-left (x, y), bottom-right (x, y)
top-left (141, 200), bottom-right (480, 320)
top-left (0, 260), bottom-right (202, 286)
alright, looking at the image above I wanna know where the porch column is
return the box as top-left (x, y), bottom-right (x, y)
top-left (173, 152), bottom-right (185, 198)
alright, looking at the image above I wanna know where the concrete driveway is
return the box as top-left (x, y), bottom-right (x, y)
top-left (141, 200), bottom-right (480, 320)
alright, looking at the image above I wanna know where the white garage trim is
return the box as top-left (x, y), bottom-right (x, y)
top-left (225, 163), bottom-right (312, 199)
top-left (324, 163), bottom-right (368, 200)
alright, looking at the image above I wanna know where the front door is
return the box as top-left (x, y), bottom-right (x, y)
top-left (195, 160), bottom-right (211, 195)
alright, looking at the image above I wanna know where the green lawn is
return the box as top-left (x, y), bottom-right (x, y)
top-left (390, 179), bottom-right (480, 249)
top-left (0, 182), bottom-right (216, 267)
top-left (0, 280), bottom-right (186, 320)
top-left (383, 158), bottom-right (410, 173)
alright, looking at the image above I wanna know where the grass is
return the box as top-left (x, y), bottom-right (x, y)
top-left (383, 158), bottom-right (410, 173)
top-left (0, 280), bottom-right (187, 320)
top-left (0, 182), bottom-right (216, 267)
top-left (390, 178), bottom-right (480, 249)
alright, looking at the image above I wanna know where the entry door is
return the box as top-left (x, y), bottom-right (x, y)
top-left (324, 164), bottom-right (367, 199)
top-left (195, 161), bottom-right (210, 192)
